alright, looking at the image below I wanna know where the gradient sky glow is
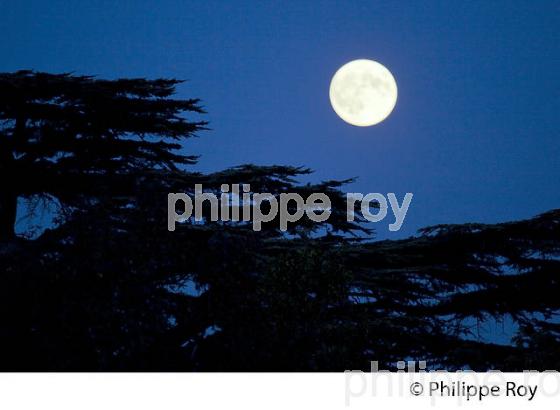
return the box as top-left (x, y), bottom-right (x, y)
top-left (2, 0), bottom-right (559, 238)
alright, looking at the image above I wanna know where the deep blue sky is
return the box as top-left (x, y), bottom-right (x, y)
top-left (2, 0), bottom-right (559, 238)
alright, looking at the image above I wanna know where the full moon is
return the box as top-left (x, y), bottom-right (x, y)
top-left (329, 59), bottom-right (398, 127)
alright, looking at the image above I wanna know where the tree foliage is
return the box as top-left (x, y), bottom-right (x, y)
top-left (0, 72), bottom-right (558, 370)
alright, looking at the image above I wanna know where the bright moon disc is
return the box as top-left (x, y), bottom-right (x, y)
top-left (329, 59), bottom-right (397, 127)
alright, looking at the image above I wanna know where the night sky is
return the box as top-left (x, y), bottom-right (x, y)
top-left (2, 0), bottom-right (559, 239)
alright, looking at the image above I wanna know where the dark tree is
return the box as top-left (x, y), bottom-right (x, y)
top-left (0, 72), bottom-right (364, 369)
top-left (0, 71), bottom-right (558, 371)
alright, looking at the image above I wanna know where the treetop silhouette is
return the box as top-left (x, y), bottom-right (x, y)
top-left (0, 71), bottom-right (558, 371)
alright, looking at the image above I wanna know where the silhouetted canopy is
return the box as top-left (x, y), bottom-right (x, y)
top-left (0, 72), bottom-right (558, 371)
